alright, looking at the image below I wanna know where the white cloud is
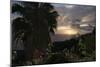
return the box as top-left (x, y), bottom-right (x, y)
top-left (81, 13), bottom-right (95, 23)
top-left (80, 24), bottom-right (89, 27)
top-left (65, 5), bottom-right (75, 9)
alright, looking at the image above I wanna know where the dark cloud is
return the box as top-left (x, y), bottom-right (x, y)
top-left (53, 3), bottom-right (96, 28)
top-left (51, 4), bottom-right (96, 41)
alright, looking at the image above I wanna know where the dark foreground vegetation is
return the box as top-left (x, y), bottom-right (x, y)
top-left (12, 28), bottom-right (96, 66)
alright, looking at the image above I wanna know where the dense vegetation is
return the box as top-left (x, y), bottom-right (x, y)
top-left (46, 28), bottom-right (96, 64)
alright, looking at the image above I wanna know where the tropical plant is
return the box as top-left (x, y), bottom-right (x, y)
top-left (12, 1), bottom-right (59, 64)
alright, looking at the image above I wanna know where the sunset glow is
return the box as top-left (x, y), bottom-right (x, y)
top-left (57, 26), bottom-right (79, 35)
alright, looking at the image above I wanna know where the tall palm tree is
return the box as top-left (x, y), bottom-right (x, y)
top-left (12, 1), bottom-right (59, 64)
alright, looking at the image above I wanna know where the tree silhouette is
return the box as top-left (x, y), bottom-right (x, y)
top-left (12, 1), bottom-right (59, 64)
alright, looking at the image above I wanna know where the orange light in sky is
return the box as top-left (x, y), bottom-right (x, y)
top-left (57, 26), bottom-right (79, 35)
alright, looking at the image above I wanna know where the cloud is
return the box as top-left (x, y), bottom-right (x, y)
top-left (65, 5), bottom-right (75, 9)
top-left (51, 4), bottom-right (96, 41)
top-left (80, 24), bottom-right (89, 27)
top-left (81, 13), bottom-right (96, 23)
top-left (54, 4), bottom-right (95, 26)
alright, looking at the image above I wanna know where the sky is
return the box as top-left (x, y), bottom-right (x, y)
top-left (50, 3), bottom-right (96, 42)
top-left (11, 1), bottom-right (96, 42)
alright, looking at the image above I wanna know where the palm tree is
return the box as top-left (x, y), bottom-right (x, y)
top-left (12, 1), bottom-right (59, 64)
